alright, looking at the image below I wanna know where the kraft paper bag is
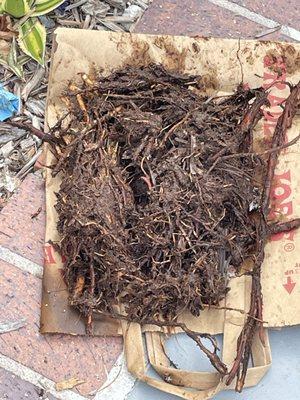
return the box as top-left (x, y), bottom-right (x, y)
top-left (41, 28), bottom-right (300, 399)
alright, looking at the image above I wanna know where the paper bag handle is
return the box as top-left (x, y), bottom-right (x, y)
top-left (145, 329), bottom-right (271, 391)
top-left (123, 320), bottom-right (271, 399)
top-left (122, 320), bottom-right (226, 400)
top-left (122, 277), bottom-right (271, 399)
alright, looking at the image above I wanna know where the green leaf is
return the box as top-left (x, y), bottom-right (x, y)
top-left (7, 37), bottom-right (24, 78)
top-left (2, 0), bottom-right (30, 18)
top-left (0, 39), bottom-right (24, 79)
top-left (8, 36), bottom-right (18, 65)
top-left (18, 54), bottom-right (31, 65)
top-left (18, 17), bottom-right (46, 65)
top-left (31, 0), bottom-right (66, 16)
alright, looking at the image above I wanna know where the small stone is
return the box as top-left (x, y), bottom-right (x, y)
top-left (122, 4), bottom-right (143, 29)
top-left (123, 4), bottom-right (143, 19)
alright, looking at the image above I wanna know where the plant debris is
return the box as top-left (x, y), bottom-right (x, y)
top-left (55, 377), bottom-right (85, 392)
top-left (48, 65), bottom-right (300, 391)
top-left (0, 1), bottom-right (151, 209)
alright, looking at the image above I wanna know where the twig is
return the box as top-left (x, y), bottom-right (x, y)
top-left (226, 82), bottom-right (300, 392)
top-left (160, 109), bottom-right (198, 147)
top-left (86, 258), bottom-right (96, 335)
top-left (16, 148), bottom-right (43, 179)
top-left (255, 25), bottom-right (281, 39)
top-left (206, 93), bottom-right (269, 176)
top-left (214, 131), bottom-right (300, 163)
top-left (262, 83), bottom-right (300, 214)
top-left (5, 121), bottom-right (57, 145)
top-left (203, 305), bottom-right (266, 323)
top-left (268, 218), bottom-right (300, 235)
top-left (31, 206), bottom-right (42, 219)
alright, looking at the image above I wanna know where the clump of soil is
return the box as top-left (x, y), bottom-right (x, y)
top-left (49, 65), bottom-right (300, 391)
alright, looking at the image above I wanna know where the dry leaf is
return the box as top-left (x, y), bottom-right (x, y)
top-left (55, 377), bottom-right (85, 392)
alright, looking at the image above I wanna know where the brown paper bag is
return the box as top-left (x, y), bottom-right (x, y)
top-left (122, 276), bottom-right (271, 399)
top-left (41, 28), bottom-right (300, 398)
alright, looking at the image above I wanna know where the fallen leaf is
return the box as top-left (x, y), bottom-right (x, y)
top-left (21, 65), bottom-right (45, 101)
top-left (0, 39), bottom-right (10, 56)
top-left (55, 378), bottom-right (85, 392)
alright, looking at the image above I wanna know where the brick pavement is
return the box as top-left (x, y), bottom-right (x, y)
top-left (0, 368), bottom-right (56, 400)
top-left (232, 0), bottom-right (299, 30)
top-left (1, 1), bottom-right (299, 398)
top-left (135, 0), bottom-right (299, 41)
top-left (0, 174), bottom-right (123, 399)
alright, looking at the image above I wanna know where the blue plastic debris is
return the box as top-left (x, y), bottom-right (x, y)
top-left (0, 84), bottom-right (20, 122)
top-left (57, 0), bottom-right (70, 14)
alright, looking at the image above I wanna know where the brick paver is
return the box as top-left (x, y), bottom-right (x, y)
top-left (135, 0), bottom-right (291, 41)
top-left (233, 0), bottom-right (299, 30)
top-left (0, 173), bottom-right (45, 265)
top-left (0, 258), bottom-right (122, 396)
top-left (0, 172), bottom-right (123, 397)
top-left (0, 368), bottom-right (57, 400)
